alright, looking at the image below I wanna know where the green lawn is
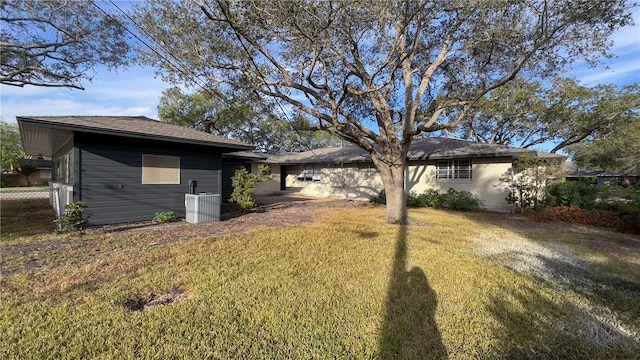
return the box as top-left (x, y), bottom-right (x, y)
top-left (1, 201), bottom-right (639, 359)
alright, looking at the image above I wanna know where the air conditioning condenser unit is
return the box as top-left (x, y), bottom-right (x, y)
top-left (185, 193), bottom-right (221, 223)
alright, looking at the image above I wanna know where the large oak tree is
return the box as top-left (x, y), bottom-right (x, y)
top-left (1, 0), bottom-right (130, 89)
top-left (459, 79), bottom-right (640, 153)
top-left (569, 118), bottom-right (640, 174)
top-left (134, 0), bottom-right (633, 223)
top-left (158, 87), bottom-right (340, 153)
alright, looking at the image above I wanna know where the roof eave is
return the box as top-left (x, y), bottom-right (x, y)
top-left (17, 117), bottom-right (254, 152)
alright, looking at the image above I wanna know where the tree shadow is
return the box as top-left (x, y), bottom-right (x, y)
top-left (484, 281), bottom-right (640, 358)
top-left (459, 211), bottom-right (640, 330)
top-left (378, 225), bottom-right (448, 359)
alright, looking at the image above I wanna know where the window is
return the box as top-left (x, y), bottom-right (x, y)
top-left (53, 151), bottom-right (73, 184)
top-left (296, 165), bottom-right (322, 182)
top-left (436, 159), bottom-right (472, 180)
top-left (142, 155), bottom-right (180, 184)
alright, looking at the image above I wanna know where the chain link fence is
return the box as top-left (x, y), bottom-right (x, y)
top-left (0, 187), bottom-right (50, 200)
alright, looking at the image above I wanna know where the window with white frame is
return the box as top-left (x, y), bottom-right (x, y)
top-left (142, 154), bottom-right (180, 184)
top-left (53, 151), bottom-right (73, 185)
top-left (296, 165), bottom-right (322, 182)
top-left (436, 159), bottom-right (472, 180)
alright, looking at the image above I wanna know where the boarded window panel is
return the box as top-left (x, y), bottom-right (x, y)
top-left (142, 155), bottom-right (180, 184)
top-left (159, 156), bottom-right (180, 183)
top-left (142, 155), bottom-right (159, 184)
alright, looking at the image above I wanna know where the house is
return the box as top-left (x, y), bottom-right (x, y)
top-left (2, 158), bottom-right (52, 187)
top-left (220, 151), bottom-right (270, 201)
top-left (254, 138), bottom-right (565, 212)
top-left (567, 170), bottom-right (640, 187)
top-left (17, 116), bottom-right (253, 225)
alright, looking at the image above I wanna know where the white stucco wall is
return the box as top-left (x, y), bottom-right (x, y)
top-left (252, 163), bottom-right (282, 195)
top-left (264, 158), bottom-right (515, 212)
top-left (285, 163), bottom-right (383, 200)
top-left (406, 158), bottom-right (513, 212)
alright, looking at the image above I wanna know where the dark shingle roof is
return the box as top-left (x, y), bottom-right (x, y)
top-left (17, 116), bottom-right (253, 150)
top-left (222, 151), bottom-right (269, 160)
top-left (267, 137), bottom-right (565, 164)
top-left (568, 170), bottom-right (640, 177)
top-left (19, 158), bottom-right (52, 169)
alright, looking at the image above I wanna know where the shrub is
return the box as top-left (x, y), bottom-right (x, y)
top-left (231, 167), bottom-right (257, 210)
top-left (374, 188), bottom-right (481, 211)
top-left (370, 190), bottom-right (386, 205)
top-left (500, 154), bottom-right (565, 210)
top-left (55, 201), bottom-right (88, 233)
top-left (613, 192), bottom-right (640, 226)
top-left (438, 188), bottom-right (483, 211)
top-left (421, 189), bottom-right (442, 208)
top-left (544, 181), bottom-right (599, 210)
top-left (230, 165), bottom-right (270, 211)
top-left (406, 189), bottom-right (443, 208)
top-left (0, 174), bottom-right (8, 188)
top-left (153, 211), bottom-right (178, 223)
top-left (406, 191), bottom-right (423, 207)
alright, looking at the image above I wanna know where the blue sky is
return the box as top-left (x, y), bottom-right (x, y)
top-left (1, 6), bottom-right (638, 129)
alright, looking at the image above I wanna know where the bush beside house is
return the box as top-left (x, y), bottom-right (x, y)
top-left (372, 188), bottom-right (483, 212)
top-left (539, 182), bottom-right (640, 234)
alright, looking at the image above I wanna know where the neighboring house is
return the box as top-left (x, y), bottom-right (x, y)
top-left (2, 158), bottom-right (52, 187)
top-left (18, 116), bottom-right (253, 225)
top-left (567, 170), bottom-right (640, 187)
top-left (254, 138), bottom-right (564, 212)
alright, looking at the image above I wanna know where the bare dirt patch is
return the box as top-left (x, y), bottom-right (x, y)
top-left (124, 288), bottom-right (186, 312)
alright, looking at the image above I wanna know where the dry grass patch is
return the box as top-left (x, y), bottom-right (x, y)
top-left (1, 199), bottom-right (56, 241)
top-left (1, 205), bottom-right (639, 359)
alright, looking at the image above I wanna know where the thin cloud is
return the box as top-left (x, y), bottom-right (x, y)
top-left (1, 65), bottom-right (164, 122)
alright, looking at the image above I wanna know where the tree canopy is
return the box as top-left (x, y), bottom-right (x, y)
top-left (569, 118), bottom-right (640, 174)
top-left (157, 87), bottom-right (340, 152)
top-left (0, 120), bottom-right (26, 170)
top-left (1, 0), bottom-right (130, 89)
top-left (459, 79), bottom-right (640, 153)
top-left (134, 0), bottom-right (633, 223)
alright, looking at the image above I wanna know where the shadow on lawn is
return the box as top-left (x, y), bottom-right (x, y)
top-left (460, 211), bottom-right (640, 331)
top-left (485, 280), bottom-right (640, 358)
top-left (378, 225), bottom-right (448, 359)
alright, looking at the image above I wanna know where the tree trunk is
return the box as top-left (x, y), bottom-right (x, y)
top-left (375, 157), bottom-right (407, 224)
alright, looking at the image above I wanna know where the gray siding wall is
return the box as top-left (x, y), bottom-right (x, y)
top-left (221, 159), bottom-right (250, 201)
top-left (75, 133), bottom-right (223, 225)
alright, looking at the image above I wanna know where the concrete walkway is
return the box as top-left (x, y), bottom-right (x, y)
top-left (254, 193), bottom-right (330, 206)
